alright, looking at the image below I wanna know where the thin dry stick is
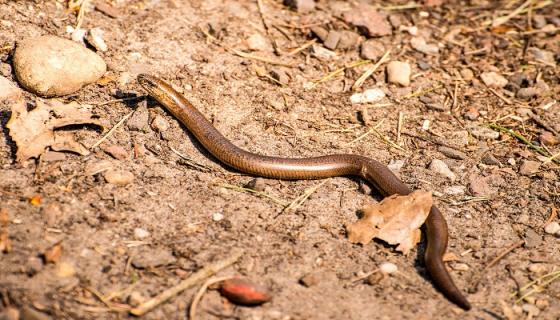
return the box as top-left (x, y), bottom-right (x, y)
top-left (256, 0), bottom-right (280, 55)
top-left (515, 270), bottom-right (560, 303)
top-left (345, 119), bottom-right (384, 146)
top-left (487, 87), bottom-right (512, 104)
top-left (219, 183), bottom-right (288, 206)
top-left (486, 0), bottom-right (533, 27)
top-left (189, 276), bottom-right (233, 320)
top-left (397, 111), bottom-right (404, 146)
top-left (283, 180), bottom-right (328, 213)
top-left (130, 249), bottom-right (244, 316)
top-left (75, 0), bottom-right (90, 29)
top-left (484, 240), bottom-right (525, 270)
top-left (352, 49), bottom-right (391, 90)
top-left (169, 145), bottom-right (213, 172)
top-left (312, 60), bottom-right (372, 86)
top-left (93, 96), bottom-right (145, 106)
top-left (89, 111), bottom-right (134, 149)
top-left (371, 127), bottom-right (406, 152)
top-left (287, 39), bottom-right (317, 56)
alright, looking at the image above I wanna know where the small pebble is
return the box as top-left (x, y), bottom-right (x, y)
top-left (151, 115), bottom-right (169, 132)
top-left (336, 31), bottom-right (360, 50)
top-left (429, 159), bottom-right (456, 181)
top-left (270, 68), bottom-right (290, 85)
top-left (13, 35), bottom-right (106, 97)
top-left (438, 146), bottom-right (466, 160)
top-left (518, 160), bottom-right (540, 176)
top-left (300, 272), bottom-right (321, 287)
top-left (85, 159), bottom-right (114, 175)
top-left (104, 169), bottom-right (134, 186)
top-left (469, 126), bottom-right (500, 140)
top-left (323, 31), bottom-right (341, 50)
top-left (134, 228), bottom-right (150, 239)
top-left (524, 229), bottom-right (542, 248)
top-left (310, 44), bottom-right (336, 60)
top-left (350, 88), bottom-right (385, 104)
top-left (283, 0), bottom-right (315, 13)
top-left (481, 153), bottom-right (501, 166)
top-left (246, 33), bottom-right (270, 51)
top-left (410, 36), bottom-right (439, 55)
top-left (463, 107), bottom-right (479, 120)
top-left (127, 291), bottom-right (146, 306)
top-left (451, 263), bottom-right (469, 271)
top-left (544, 222), bottom-right (560, 235)
top-left (86, 27), bottom-right (108, 52)
top-left (71, 28), bottom-right (87, 43)
top-left (342, 4), bottom-right (392, 37)
top-left (127, 102), bottom-right (150, 131)
top-left (528, 48), bottom-right (556, 65)
top-left (245, 178), bottom-right (266, 192)
top-left (56, 261), bottom-right (76, 278)
top-left (117, 72), bottom-right (131, 86)
top-left (360, 40), bottom-right (385, 61)
top-left (379, 262), bottom-right (398, 274)
top-left (43, 151), bottom-right (67, 162)
top-left (20, 307), bottom-right (52, 320)
top-left (103, 145), bottom-right (128, 160)
top-left (212, 212), bottom-right (224, 222)
top-left (535, 299), bottom-right (549, 310)
top-left (522, 303), bottom-right (540, 316)
top-left (480, 72), bottom-right (508, 88)
top-left (131, 247), bottom-right (176, 268)
top-left (220, 278), bottom-right (271, 306)
top-left (444, 186), bottom-right (466, 195)
top-left (532, 15), bottom-right (547, 29)
top-left (310, 26), bottom-right (328, 42)
top-left (528, 263), bottom-right (548, 274)
top-left (417, 60), bottom-right (431, 70)
top-left (386, 61), bottom-right (411, 87)
top-left (516, 87), bottom-right (539, 100)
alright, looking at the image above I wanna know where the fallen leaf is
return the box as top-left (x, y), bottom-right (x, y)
top-left (6, 98), bottom-right (103, 162)
top-left (44, 243), bottom-right (62, 264)
top-left (346, 190), bottom-right (432, 254)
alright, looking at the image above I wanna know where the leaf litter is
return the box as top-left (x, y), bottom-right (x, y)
top-left (6, 98), bottom-right (103, 162)
top-left (346, 190), bottom-right (432, 254)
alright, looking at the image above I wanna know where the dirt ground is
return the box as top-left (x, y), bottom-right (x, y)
top-left (1, 0), bottom-right (560, 319)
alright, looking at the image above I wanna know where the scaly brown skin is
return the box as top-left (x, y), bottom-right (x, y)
top-left (137, 74), bottom-right (472, 310)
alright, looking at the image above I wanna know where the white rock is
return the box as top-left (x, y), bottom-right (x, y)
top-left (212, 212), bottom-right (224, 221)
top-left (134, 228), bottom-right (150, 239)
top-left (310, 44), bottom-right (337, 60)
top-left (386, 61), bottom-right (411, 87)
top-left (429, 159), bottom-right (456, 181)
top-left (379, 262), bottom-right (398, 274)
top-left (410, 36), bottom-right (439, 54)
top-left (13, 35), bottom-right (106, 97)
top-left (87, 27), bottom-right (108, 52)
top-left (246, 33), bottom-right (270, 51)
top-left (71, 28), bottom-right (87, 43)
top-left (480, 72), bottom-right (508, 88)
top-left (350, 88), bottom-right (385, 104)
top-left (544, 222), bottom-right (560, 235)
top-left (469, 125), bottom-right (500, 140)
top-left (444, 185), bottom-right (466, 195)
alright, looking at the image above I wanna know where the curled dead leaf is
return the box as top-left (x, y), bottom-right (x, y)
top-left (6, 98), bottom-right (103, 162)
top-left (346, 190), bottom-right (432, 254)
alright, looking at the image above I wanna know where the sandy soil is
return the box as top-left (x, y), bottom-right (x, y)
top-left (1, 0), bottom-right (559, 319)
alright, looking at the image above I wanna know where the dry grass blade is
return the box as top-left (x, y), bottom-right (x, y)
top-left (403, 85), bottom-right (442, 99)
top-left (312, 60), bottom-right (372, 86)
top-left (169, 146), bottom-right (214, 172)
top-left (219, 183), bottom-right (288, 206)
top-left (513, 269), bottom-right (560, 303)
top-left (282, 180), bottom-right (328, 213)
top-left (189, 276), bottom-right (234, 320)
top-left (352, 49), bottom-right (391, 90)
top-left (287, 39), bottom-right (317, 56)
top-left (89, 111), bottom-right (133, 149)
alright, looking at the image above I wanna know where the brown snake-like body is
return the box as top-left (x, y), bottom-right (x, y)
top-left (137, 74), bottom-right (471, 310)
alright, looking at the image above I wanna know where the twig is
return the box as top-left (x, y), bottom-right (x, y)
top-left (352, 49), bottom-right (391, 90)
top-left (484, 240), bottom-right (525, 270)
top-left (219, 183), bottom-right (288, 206)
top-left (514, 269), bottom-right (560, 303)
top-left (256, 0), bottom-right (280, 55)
top-left (403, 85), bottom-right (442, 99)
top-left (487, 87), bottom-right (512, 104)
top-left (397, 111), bottom-right (404, 145)
top-left (345, 119), bottom-right (385, 146)
top-left (169, 145), bottom-right (214, 172)
top-left (89, 111), bottom-right (134, 149)
top-left (485, 0), bottom-right (533, 28)
top-left (282, 180), bottom-right (328, 213)
top-left (130, 249), bottom-right (244, 316)
top-left (287, 39), bottom-right (317, 56)
top-left (189, 276), bottom-right (233, 320)
top-left (75, 0), bottom-right (90, 29)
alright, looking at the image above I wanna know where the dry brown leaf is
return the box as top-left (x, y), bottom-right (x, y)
top-left (346, 190), bottom-right (432, 254)
top-left (6, 98), bottom-right (103, 162)
top-left (44, 243), bottom-right (62, 264)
